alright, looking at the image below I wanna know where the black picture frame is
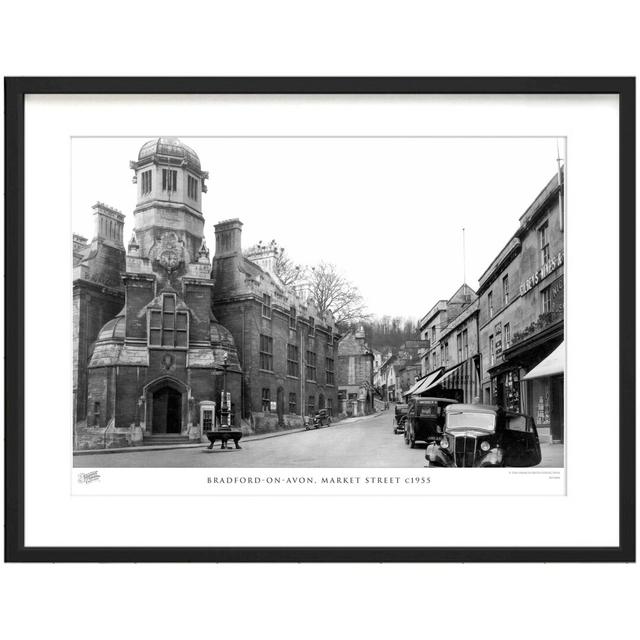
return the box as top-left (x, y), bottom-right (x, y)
top-left (4, 77), bottom-right (635, 563)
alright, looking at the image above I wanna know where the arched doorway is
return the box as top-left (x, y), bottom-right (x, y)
top-left (153, 387), bottom-right (182, 433)
top-left (144, 376), bottom-right (189, 435)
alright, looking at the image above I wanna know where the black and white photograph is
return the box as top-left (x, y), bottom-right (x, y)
top-left (71, 135), bottom-right (566, 472)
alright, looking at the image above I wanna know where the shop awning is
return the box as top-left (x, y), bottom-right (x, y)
top-left (403, 368), bottom-right (444, 397)
top-left (522, 342), bottom-right (565, 380)
top-left (422, 362), bottom-right (464, 391)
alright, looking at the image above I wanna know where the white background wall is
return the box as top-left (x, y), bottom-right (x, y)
top-left (1, 2), bottom-right (638, 640)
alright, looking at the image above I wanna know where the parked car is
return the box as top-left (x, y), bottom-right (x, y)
top-left (306, 408), bottom-right (331, 430)
top-left (393, 403), bottom-right (409, 434)
top-left (425, 404), bottom-right (541, 467)
top-left (404, 397), bottom-right (457, 448)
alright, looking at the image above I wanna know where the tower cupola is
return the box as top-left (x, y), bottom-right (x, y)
top-left (129, 137), bottom-right (210, 263)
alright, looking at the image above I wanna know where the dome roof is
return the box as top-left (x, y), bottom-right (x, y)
top-left (96, 311), bottom-right (126, 343)
top-left (138, 137), bottom-right (201, 171)
top-left (210, 321), bottom-right (235, 346)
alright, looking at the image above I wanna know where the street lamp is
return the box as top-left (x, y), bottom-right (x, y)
top-left (220, 351), bottom-right (230, 429)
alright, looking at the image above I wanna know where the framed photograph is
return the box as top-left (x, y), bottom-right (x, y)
top-left (4, 77), bottom-right (635, 562)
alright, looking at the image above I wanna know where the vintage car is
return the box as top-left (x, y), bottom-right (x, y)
top-left (425, 403), bottom-right (542, 467)
top-left (393, 403), bottom-right (409, 434)
top-left (404, 397), bottom-right (457, 448)
top-left (306, 408), bottom-right (331, 429)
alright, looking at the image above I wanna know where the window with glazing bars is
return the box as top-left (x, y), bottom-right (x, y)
top-left (262, 294), bottom-right (271, 319)
top-left (162, 168), bottom-right (177, 192)
top-left (141, 170), bottom-right (152, 194)
top-left (261, 388), bottom-right (271, 412)
top-left (307, 395), bottom-right (315, 415)
top-left (148, 294), bottom-right (188, 348)
top-left (326, 357), bottom-right (334, 385)
top-left (289, 306), bottom-right (296, 330)
top-left (539, 220), bottom-right (550, 265)
top-left (541, 286), bottom-right (551, 314)
top-left (187, 175), bottom-right (198, 199)
top-left (288, 392), bottom-right (297, 414)
top-left (326, 398), bottom-right (333, 416)
top-left (287, 344), bottom-right (299, 377)
top-left (306, 350), bottom-right (316, 381)
top-left (259, 334), bottom-right (273, 371)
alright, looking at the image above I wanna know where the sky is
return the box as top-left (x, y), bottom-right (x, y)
top-left (72, 136), bottom-right (564, 320)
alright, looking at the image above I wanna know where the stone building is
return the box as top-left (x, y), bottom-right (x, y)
top-left (337, 327), bottom-right (375, 416)
top-left (435, 296), bottom-right (481, 403)
top-left (419, 284), bottom-right (476, 377)
top-left (75, 138), bottom-right (241, 448)
top-left (73, 136), bottom-right (340, 448)
top-left (73, 204), bottom-right (126, 428)
top-left (210, 221), bottom-right (340, 432)
top-left (477, 170), bottom-right (564, 442)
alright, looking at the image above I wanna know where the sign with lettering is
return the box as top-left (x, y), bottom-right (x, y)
top-left (519, 250), bottom-right (564, 296)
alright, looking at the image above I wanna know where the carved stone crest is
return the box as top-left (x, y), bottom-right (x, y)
top-left (150, 232), bottom-right (187, 275)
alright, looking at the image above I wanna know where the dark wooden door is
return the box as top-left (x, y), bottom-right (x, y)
top-left (153, 387), bottom-right (182, 434)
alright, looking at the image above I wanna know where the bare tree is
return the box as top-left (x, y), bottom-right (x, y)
top-left (244, 240), bottom-right (305, 289)
top-left (274, 245), bottom-right (305, 288)
top-left (307, 262), bottom-right (369, 329)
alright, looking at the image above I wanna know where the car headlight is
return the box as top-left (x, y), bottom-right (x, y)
top-left (440, 438), bottom-right (449, 449)
top-left (480, 441), bottom-right (491, 452)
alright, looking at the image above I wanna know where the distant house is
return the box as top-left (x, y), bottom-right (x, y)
top-left (337, 327), bottom-right (375, 416)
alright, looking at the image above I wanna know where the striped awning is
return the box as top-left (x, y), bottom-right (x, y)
top-left (403, 368), bottom-right (444, 397)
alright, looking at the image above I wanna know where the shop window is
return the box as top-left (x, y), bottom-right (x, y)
top-left (148, 293), bottom-right (189, 348)
top-left (259, 334), bottom-right (273, 371)
top-left (532, 379), bottom-right (551, 425)
top-left (539, 220), bottom-right (550, 265)
top-left (262, 294), bottom-right (271, 319)
top-left (288, 393), bottom-right (297, 414)
top-left (162, 168), bottom-right (177, 192)
top-left (287, 344), bottom-right (299, 377)
top-left (306, 350), bottom-right (316, 381)
top-left (261, 388), bottom-right (271, 412)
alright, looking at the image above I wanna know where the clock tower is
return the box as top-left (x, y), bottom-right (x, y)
top-left (129, 136), bottom-right (209, 269)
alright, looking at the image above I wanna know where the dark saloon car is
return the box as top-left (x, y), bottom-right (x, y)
top-left (404, 397), bottom-right (457, 448)
top-left (393, 403), bottom-right (409, 434)
top-left (425, 404), bottom-right (541, 467)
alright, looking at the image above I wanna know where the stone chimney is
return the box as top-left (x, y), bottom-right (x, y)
top-left (92, 202), bottom-right (125, 249)
top-left (214, 218), bottom-right (243, 257)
